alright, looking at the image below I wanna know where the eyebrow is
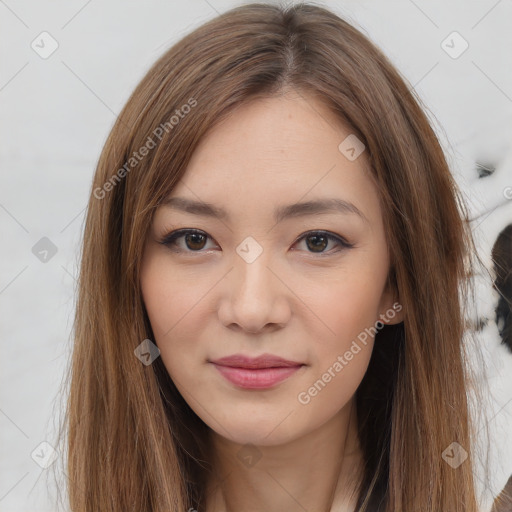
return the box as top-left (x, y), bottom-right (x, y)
top-left (161, 196), bottom-right (369, 224)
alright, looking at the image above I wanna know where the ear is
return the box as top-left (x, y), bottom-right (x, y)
top-left (377, 273), bottom-right (404, 325)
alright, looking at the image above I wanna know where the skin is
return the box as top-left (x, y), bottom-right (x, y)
top-left (140, 89), bottom-right (404, 512)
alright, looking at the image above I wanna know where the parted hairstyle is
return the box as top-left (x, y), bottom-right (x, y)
top-left (51, 2), bottom-right (492, 511)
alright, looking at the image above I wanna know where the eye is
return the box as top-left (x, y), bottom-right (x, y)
top-left (293, 230), bottom-right (354, 254)
top-left (159, 229), bottom-right (217, 252)
top-left (158, 229), bottom-right (354, 254)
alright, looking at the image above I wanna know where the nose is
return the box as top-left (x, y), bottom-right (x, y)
top-left (217, 249), bottom-right (291, 334)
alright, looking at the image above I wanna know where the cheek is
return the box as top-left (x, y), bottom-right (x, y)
top-left (141, 257), bottom-right (211, 340)
top-left (297, 254), bottom-right (387, 394)
top-left (297, 342), bottom-right (372, 419)
top-left (295, 279), bottom-right (377, 420)
top-left (305, 280), bottom-right (376, 382)
top-left (142, 279), bottom-right (197, 391)
top-left (303, 260), bottom-right (387, 349)
top-left (140, 255), bottom-right (223, 392)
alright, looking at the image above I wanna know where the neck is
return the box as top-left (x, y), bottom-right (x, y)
top-left (204, 399), bottom-right (364, 512)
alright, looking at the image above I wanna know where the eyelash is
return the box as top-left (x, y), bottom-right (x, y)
top-left (158, 228), bottom-right (354, 256)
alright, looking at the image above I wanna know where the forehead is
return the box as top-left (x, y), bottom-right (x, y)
top-left (162, 92), bottom-right (381, 227)
top-left (187, 92), bottom-right (366, 174)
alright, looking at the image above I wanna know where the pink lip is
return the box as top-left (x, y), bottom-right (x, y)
top-left (210, 353), bottom-right (304, 389)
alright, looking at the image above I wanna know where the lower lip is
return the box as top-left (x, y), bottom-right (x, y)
top-left (212, 363), bottom-right (303, 389)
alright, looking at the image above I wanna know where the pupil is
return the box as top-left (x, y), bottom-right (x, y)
top-left (307, 234), bottom-right (327, 252)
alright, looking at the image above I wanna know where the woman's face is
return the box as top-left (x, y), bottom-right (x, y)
top-left (140, 91), bottom-right (402, 446)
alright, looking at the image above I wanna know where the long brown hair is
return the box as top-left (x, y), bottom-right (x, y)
top-left (50, 2), bottom-right (492, 510)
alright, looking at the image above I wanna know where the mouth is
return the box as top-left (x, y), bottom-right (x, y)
top-left (209, 353), bottom-right (305, 389)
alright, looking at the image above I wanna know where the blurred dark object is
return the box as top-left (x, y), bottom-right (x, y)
top-left (491, 474), bottom-right (512, 512)
top-left (492, 224), bottom-right (512, 353)
top-left (476, 161), bottom-right (496, 178)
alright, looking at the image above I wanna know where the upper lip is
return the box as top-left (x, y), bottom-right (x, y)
top-left (210, 353), bottom-right (303, 369)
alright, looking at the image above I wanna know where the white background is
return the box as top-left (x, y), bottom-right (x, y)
top-left (1, 0), bottom-right (511, 510)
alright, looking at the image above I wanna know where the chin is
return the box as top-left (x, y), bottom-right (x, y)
top-left (228, 430), bottom-right (295, 448)
top-left (211, 419), bottom-right (302, 447)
